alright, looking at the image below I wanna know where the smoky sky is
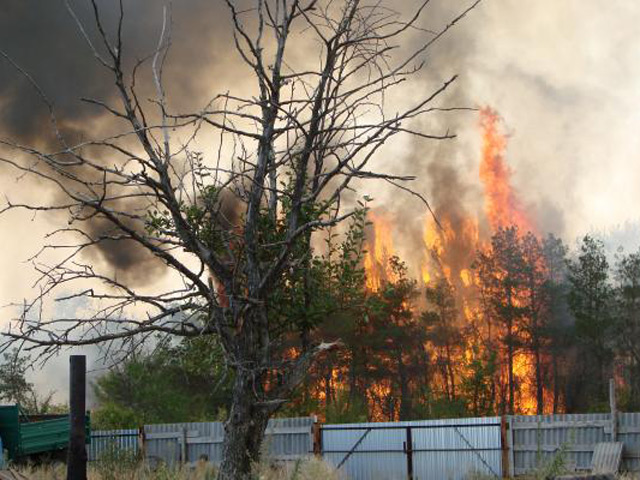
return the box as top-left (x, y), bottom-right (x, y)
top-left (0, 0), bottom-right (238, 283)
top-left (4, 0), bottom-right (640, 398)
top-left (0, 0), bottom-right (239, 144)
top-left (3, 0), bottom-right (640, 288)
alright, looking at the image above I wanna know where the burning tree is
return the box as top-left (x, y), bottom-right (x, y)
top-left (0, 0), bottom-right (479, 477)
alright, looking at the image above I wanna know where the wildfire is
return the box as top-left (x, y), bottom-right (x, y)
top-left (479, 107), bottom-right (535, 234)
top-left (353, 106), bottom-right (545, 417)
top-left (421, 215), bottom-right (480, 293)
top-left (364, 212), bottom-right (397, 291)
top-left (513, 353), bottom-right (536, 414)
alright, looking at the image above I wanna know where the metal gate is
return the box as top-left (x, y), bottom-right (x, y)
top-left (321, 417), bottom-right (503, 480)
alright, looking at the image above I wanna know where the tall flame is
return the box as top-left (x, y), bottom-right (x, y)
top-left (349, 107), bottom-right (545, 418)
top-left (479, 107), bottom-right (535, 234)
top-left (364, 212), bottom-right (397, 291)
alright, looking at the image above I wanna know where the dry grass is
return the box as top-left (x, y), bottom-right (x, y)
top-left (10, 456), bottom-right (342, 480)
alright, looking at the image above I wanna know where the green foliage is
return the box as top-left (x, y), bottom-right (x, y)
top-left (568, 235), bottom-right (614, 350)
top-left (0, 350), bottom-right (32, 406)
top-left (566, 235), bottom-right (614, 407)
top-left (0, 349), bottom-right (65, 414)
top-left (613, 247), bottom-right (640, 410)
top-left (145, 182), bottom-right (229, 254)
top-left (92, 336), bottom-right (231, 429)
top-left (533, 441), bottom-right (569, 480)
top-left (324, 389), bottom-right (368, 424)
top-left (460, 345), bottom-right (499, 417)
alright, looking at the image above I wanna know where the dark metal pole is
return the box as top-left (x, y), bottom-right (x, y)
top-left (405, 426), bottom-right (414, 480)
top-left (67, 355), bottom-right (87, 480)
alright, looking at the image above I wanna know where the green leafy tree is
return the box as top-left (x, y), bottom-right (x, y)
top-left (0, 1), bottom-right (479, 474)
top-left (363, 257), bottom-right (426, 420)
top-left (92, 337), bottom-right (231, 429)
top-left (520, 232), bottom-right (550, 414)
top-left (567, 235), bottom-right (614, 409)
top-left (541, 234), bottom-right (572, 413)
top-left (460, 343), bottom-right (498, 416)
top-left (613, 248), bottom-right (640, 409)
top-left (0, 350), bottom-right (62, 414)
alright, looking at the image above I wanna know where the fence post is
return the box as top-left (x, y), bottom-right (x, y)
top-left (313, 421), bottom-right (323, 457)
top-left (67, 355), bottom-right (87, 480)
top-left (138, 426), bottom-right (146, 461)
top-left (504, 416), bottom-right (515, 478)
top-left (405, 426), bottom-right (414, 480)
top-left (500, 416), bottom-right (509, 478)
top-left (180, 427), bottom-right (188, 464)
top-left (610, 378), bottom-right (618, 442)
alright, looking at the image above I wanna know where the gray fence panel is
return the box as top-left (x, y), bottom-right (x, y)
top-left (508, 413), bottom-right (640, 476)
top-left (263, 417), bottom-right (315, 460)
top-left (510, 414), bottom-right (610, 475)
top-left (145, 421), bottom-right (225, 467)
top-left (88, 429), bottom-right (139, 461)
top-left (322, 417), bottom-right (502, 480)
top-left (144, 417), bottom-right (314, 467)
top-left (618, 413), bottom-right (640, 472)
top-left (411, 417), bottom-right (502, 480)
top-left (322, 424), bottom-right (407, 480)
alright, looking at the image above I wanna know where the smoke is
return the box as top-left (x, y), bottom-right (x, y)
top-left (0, 0), bottom-right (238, 284)
top-left (4, 0), bottom-right (640, 287)
top-left (373, 0), bottom-right (640, 276)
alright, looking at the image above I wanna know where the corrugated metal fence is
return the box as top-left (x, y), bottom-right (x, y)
top-left (144, 416), bottom-right (314, 467)
top-left (89, 417), bottom-right (315, 467)
top-left (321, 417), bottom-right (503, 480)
top-left (88, 428), bottom-right (139, 461)
top-left (88, 412), bottom-right (640, 478)
top-left (506, 412), bottom-right (640, 476)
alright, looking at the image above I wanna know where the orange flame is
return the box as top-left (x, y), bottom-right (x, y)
top-left (333, 107), bottom-right (545, 417)
top-left (364, 212), bottom-right (397, 291)
top-left (479, 107), bottom-right (535, 234)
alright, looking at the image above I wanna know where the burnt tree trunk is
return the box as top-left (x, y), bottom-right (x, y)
top-left (535, 343), bottom-right (544, 414)
top-left (397, 349), bottom-right (412, 421)
top-left (552, 351), bottom-right (560, 414)
top-left (446, 344), bottom-right (456, 400)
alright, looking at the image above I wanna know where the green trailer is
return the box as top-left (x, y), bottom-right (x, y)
top-left (0, 405), bottom-right (90, 463)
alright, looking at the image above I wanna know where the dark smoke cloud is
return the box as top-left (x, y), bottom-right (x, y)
top-left (0, 0), bottom-right (237, 284)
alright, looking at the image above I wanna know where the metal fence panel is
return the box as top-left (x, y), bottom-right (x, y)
top-left (617, 413), bottom-right (640, 472)
top-left (88, 429), bottom-right (139, 461)
top-left (322, 417), bottom-right (502, 480)
top-left (144, 417), bottom-right (314, 467)
top-left (507, 413), bottom-right (640, 476)
top-left (411, 417), bottom-right (502, 480)
top-left (322, 425), bottom-right (407, 480)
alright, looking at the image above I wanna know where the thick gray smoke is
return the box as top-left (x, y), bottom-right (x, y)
top-left (4, 0), bottom-right (640, 286)
top-left (0, 0), bottom-right (235, 284)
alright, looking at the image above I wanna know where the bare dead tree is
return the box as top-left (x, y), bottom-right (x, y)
top-left (0, 0), bottom-right (479, 477)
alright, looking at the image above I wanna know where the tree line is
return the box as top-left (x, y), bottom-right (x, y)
top-left (86, 226), bottom-right (640, 428)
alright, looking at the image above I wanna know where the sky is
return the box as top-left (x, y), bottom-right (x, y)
top-left (1, 0), bottom-right (640, 400)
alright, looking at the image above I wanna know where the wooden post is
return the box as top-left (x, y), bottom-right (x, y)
top-left (312, 421), bottom-right (323, 457)
top-left (137, 426), bottom-right (146, 461)
top-left (500, 415), bottom-right (509, 478)
top-left (610, 378), bottom-right (618, 442)
top-left (67, 355), bottom-right (87, 480)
